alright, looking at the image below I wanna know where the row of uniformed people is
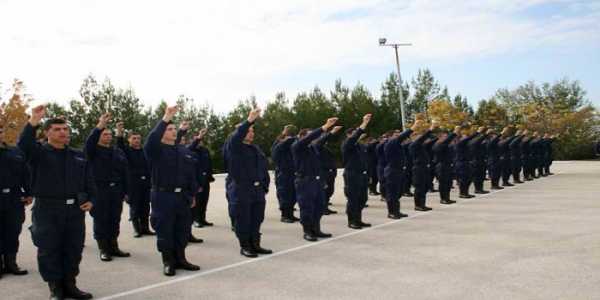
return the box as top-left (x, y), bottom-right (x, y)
top-left (3, 104), bottom-right (556, 300)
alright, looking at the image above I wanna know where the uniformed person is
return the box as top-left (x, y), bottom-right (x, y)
top-left (366, 137), bottom-right (380, 196)
top-left (402, 138), bottom-right (414, 197)
top-left (509, 129), bottom-right (525, 183)
top-left (520, 130), bottom-right (533, 181)
top-left (485, 128), bottom-right (503, 190)
top-left (144, 106), bottom-right (200, 276)
top-left (187, 128), bottom-right (216, 228)
top-left (432, 126), bottom-right (458, 204)
top-left (115, 122), bottom-right (154, 238)
top-left (424, 134), bottom-right (438, 193)
top-left (292, 118), bottom-right (338, 240)
top-left (0, 124), bottom-right (32, 279)
top-left (455, 125), bottom-right (479, 198)
top-left (383, 124), bottom-right (415, 219)
top-left (498, 127), bottom-right (516, 187)
top-left (312, 125), bottom-right (343, 216)
top-left (468, 126), bottom-right (489, 194)
top-left (224, 108), bottom-right (272, 257)
top-left (542, 134), bottom-right (556, 176)
top-left (272, 125), bottom-right (300, 223)
top-left (376, 133), bottom-right (390, 201)
top-left (18, 105), bottom-right (95, 300)
top-left (530, 132), bottom-right (543, 178)
top-left (410, 121), bottom-right (439, 211)
top-left (85, 113), bottom-right (130, 262)
top-left (342, 114), bottom-right (372, 229)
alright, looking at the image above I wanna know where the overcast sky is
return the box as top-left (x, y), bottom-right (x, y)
top-left (1, 0), bottom-right (599, 112)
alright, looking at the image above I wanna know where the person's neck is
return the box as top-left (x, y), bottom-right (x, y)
top-left (243, 140), bottom-right (252, 145)
top-left (131, 145), bottom-right (142, 150)
top-left (48, 140), bottom-right (66, 149)
top-left (162, 139), bottom-right (175, 145)
top-left (98, 142), bottom-right (110, 148)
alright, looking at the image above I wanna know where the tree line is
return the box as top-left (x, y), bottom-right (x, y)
top-left (1, 69), bottom-right (598, 172)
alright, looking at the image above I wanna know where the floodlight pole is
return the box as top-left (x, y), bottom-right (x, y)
top-left (380, 40), bottom-right (412, 129)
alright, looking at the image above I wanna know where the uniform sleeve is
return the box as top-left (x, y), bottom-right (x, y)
top-left (144, 120), bottom-right (168, 161)
top-left (84, 128), bottom-right (102, 159)
top-left (17, 123), bottom-right (42, 164)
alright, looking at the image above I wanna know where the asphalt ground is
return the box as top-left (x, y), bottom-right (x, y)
top-left (5, 161), bottom-right (600, 299)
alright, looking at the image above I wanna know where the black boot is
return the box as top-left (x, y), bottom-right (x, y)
top-left (97, 240), bottom-right (112, 262)
top-left (313, 223), bottom-right (332, 238)
top-left (251, 235), bottom-right (273, 254)
top-left (140, 218), bottom-right (156, 235)
top-left (199, 220), bottom-right (214, 227)
top-left (3, 254), bottom-right (28, 275)
top-left (110, 239), bottom-right (131, 257)
top-left (324, 208), bottom-right (337, 215)
top-left (175, 249), bottom-right (200, 271)
top-left (440, 199), bottom-right (456, 204)
top-left (475, 189), bottom-right (490, 194)
top-left (63, 276), bottom-right (93, 299)
top-left (280, 209), bottom-right (295, 223)
top-left (132, 219), bottom-right (142, 238)
top-left (302, 224), bottom-right (318, 241)
top-left (347, 215), bottom-right (362, 230)
top-left (161, 252), bottom-right (176, 276)
top-left (48, 281), bottom-right (64, 300)
top-left (240, 239), bottom-right (258, 258)
top-left (189, 234), bottom-right (204, 244)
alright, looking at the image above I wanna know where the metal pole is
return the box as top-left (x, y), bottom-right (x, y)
top-left (394, 45), bottom-right (406, 129)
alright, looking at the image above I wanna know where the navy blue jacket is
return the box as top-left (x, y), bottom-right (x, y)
top-left (312, 132), bottom-right (337, 174)
top-left (509, 135), bottom-right (525, 158)
top-left (384, 129), bottom-right (413, 170)
top-left (455, 133), bottom-right (477, 163)
top-left (18, 123), bottom-right (96, 203)
top-left (85, 128), bottom-right (129, 192)
top-left (116, 137), bottom-right (150, 179)
top-left (188, 139), bottom-right (215, 186)
top-left (224, 121), bottom-right (270, 191)
top-left (271, 137), bottom-right (296, 174)
top-left (0, 144), bottom-right (31, 197)
top-left (291, 128), bottom-right (324, 177)
top-left (342, 128), bottom-right (367, 173)
top-left (433, 132), bottom-right (457, 165)
top-left (410, 130), bottom-right (433, 167)
top-left (468, 133), bottom-right (487, 162)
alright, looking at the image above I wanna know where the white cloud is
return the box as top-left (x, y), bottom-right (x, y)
top-left (0, 0), bottom-right (598, 112)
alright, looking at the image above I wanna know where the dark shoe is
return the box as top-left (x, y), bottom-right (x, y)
top-left (63, 277), bottom-right (93, 300)
top-left (548, 172), bottom-right (554, 175)
top-left (491, 185), bottom-right (504, 190)
top-left (475, 190), bottom-right (490, 194)
top-left (514, 180), bottom-right (524, 184)
top-left (325, 208), bottom-right (337, 215)
top-left (403, 192), bottom-right (414, 197)
top-left (140, 218), bottom-right (156, 235)
top-left (503, 183), bottom-right (514, 187)
top-left (97, 240), bottom-right (112, 262)
top-left (280, 216), bottom-right (295, 223)
top-left (110, 239), bottom-right (131, 257)
top-left (189, 234), bottom-right (204, 244)
top-left (48, 281), bottom-right (64, 300)
top-left (132, 219), bottom-right (142, 238)
top-left (302, 224), bottom-right (318, 241)
top-left (161, 252), bottom-right (176, 276)
top-left (193, 221), bottom-right (204, 228)
top-left (240, 239), bottom-right (258, 258)
top-left (313, 224), bottom-right (332, 238)
top-left (388, 213), bottom-right (401, 219)
top-left (440, 199), bottom-right (456, 205)
top-left (251, 236), bottom-right (273, 254)
top-left (348, 222), bottom-right (362, 230)
top-left (369, 191), bottom-right (381, 196)
top-left (200, 220), bottom-right (214, 227)
top-left (291, 215), bottom-right (300, 222)
top-left (358, 221), bottom-right (371, 227)
top-left (429, 189), bottom-right (439, 193)
top-left (3, 254), bottom-right (28, 275)
top-left (415, 206), bottom-right (432, 211)
top-left (364, 204), bottom-right (369, 208)
top-left (175, 249), bottom-right (200, 271)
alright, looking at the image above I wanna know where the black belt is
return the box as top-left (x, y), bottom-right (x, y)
top-left (152, 187), bottom-right (183, 193)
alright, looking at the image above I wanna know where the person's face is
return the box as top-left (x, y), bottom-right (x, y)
top-left (46, 124), bottom-right (70, 145)
top-left (244, 126), bottom-right (255, 143)
top-left (162, 124), bottom-right (178, 143)
top-left (128, 134), bottom-right (142, 148)
top-left (99, 129), bottom-right (113, 145)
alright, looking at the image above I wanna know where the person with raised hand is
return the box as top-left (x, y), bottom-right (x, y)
top-left (383, 122), bottom-right (416, 219)
top-left (342, 114), bottom-right (373, 229)
top-left (432, 125), bottom-right (459, 205)
top-left (272, 125), bottom-right (300, 223)
top-left (187, 128), bottom-right (215, 229)
top-left (292, 117), bottom-right (338, 241)
top-left (18, 105), bottom-right (95, 300)
top-left (224, 107), bottom-right (272, 257)
top-left (410, 120), bottom-right (438, 211)
top-left (144, 105), bottom-right (200, 276)
top-left (85, 113), bottom-right (130, 262)
top-left (467, 126), bottom-right (489, 194)
top-left (312, 124), bottom-right (343, 216)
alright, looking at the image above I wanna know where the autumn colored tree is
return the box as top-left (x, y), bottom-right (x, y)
top-left (0, 79), bottom-right (31, 145)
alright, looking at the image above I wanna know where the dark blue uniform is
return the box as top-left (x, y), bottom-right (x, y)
top-left (455, 132), bottom-right (477, 196)
top-left (272, 137), bottom-right (297, 218)
top-left (486, 135), bottom-right (501, 188)
top-left (410, 130), bottom-right (433, 208)
top-left (144, 121), bottom-right (197, 256)
top-left (116, 136), bottom-right (152, 234)
top-left (520, 137), bottom-right (533, 180)
top-left (292, 128), bottom-right (326, 229)
top-left (313, 132), bottom-right (337, 205)
top-left (468, 133), bottom-right (487, 192)
top-left (342, 128), bottom-right (369, 225)
top-left (366, 141), bottom-right (379, 195)
top-left (530, 138), bottom-right (543, 178)
top-left (498, 136), bottom-right (515, 186)
top-left (509, 135), bottom-right (525, 182)
top-left (18, 123), bottom-right (96, 283)
top-left (0, 144), bottom-right (31, 271)
top-left (224, 121), bottom-right (270, 245)
top-left (376, 140), bottom-right (388, 199)
top-left (85, 129), bottom-right (128, 246)
top-left (402, 140), bottom-right (414, 196)
top-left (433, 132), bottom-right (457, 202)
top-left (542, 138), bottom-right (554, 175)
top-left (424, 137), bottom-right (438, 192)
top-left (383, 129), bottom-right (412, 215)
top-left (188, 139), bottom-right (215, 225)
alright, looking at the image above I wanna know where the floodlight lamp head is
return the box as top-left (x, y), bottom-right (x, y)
top-left (379, 38), bottom-right (387, 46)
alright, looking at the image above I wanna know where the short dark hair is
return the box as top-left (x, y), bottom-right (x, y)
top-left (345, 127), bottom-right (356, 136)
top-left (43, 118), bottom-right (67, 130)
top-left (128, 132), bottom-right (141, 137)
top-left (298, 128), bottom-right (309, 138)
